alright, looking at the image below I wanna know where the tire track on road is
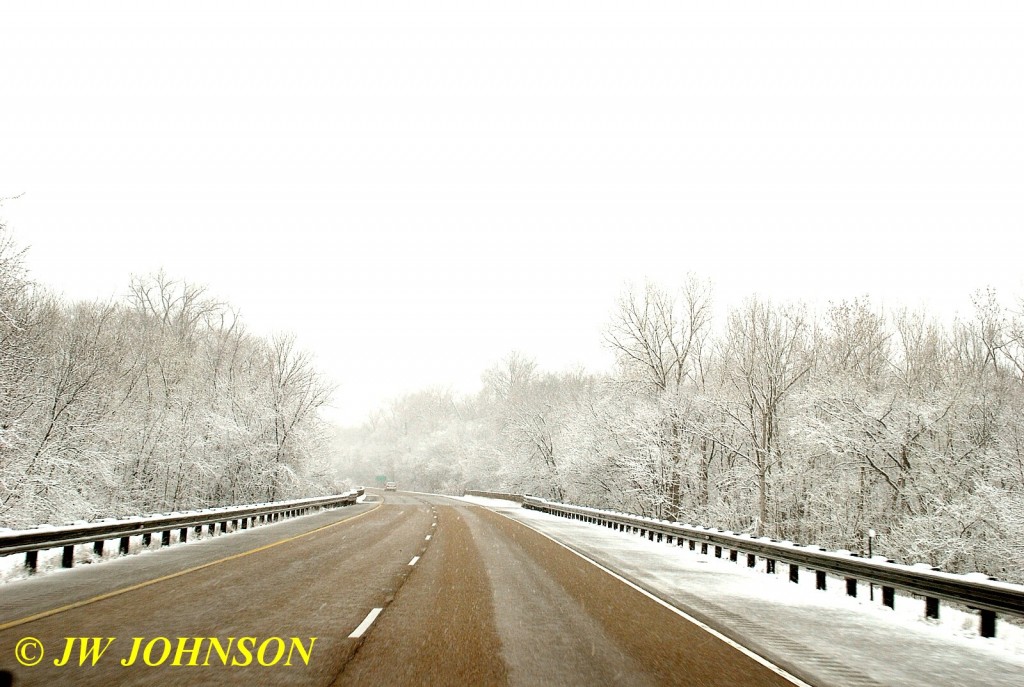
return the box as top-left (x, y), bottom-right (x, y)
top-left (333, 503), bottom-right (507, 686)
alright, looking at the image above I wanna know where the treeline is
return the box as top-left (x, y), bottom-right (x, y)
top-left (0, 227), bottom-right (335, 528)
top-left (339, 277), bottom-right (1024, 583)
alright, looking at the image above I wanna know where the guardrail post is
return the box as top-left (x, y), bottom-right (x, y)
top-left (657, 532), bottom-right (663, 543)
top-left (816, 570), bottom-right (827, 590)
top-left (208, 523), bottom-right (215, 536)
top-left (730, 550), bottom-right (738, 563)
top-left (700, 542), bottom-right (708, 555)
top-left (789, 564), bottom-right (799, 584)
top-left (980, 610), bottom-right (996, 638)
top-left (143, 533), bottom-right (152, 547)
top-left (179, 527), bottom-right (188, 543)
top-left (689, 540), bottom-right (696, 551)
top-left (846, 578), bottom-right (857, 597)
top-left (162, 530), bottom-right (171, 546)
top-left (62, 545), bottom-right (74, 568)
top-left (119, 537), bottom-right (130, 555)
top-left (925, 597), bottom-right (939, 619)
top-left (747, 553), bottom-right (756, 568)
top-left (766, 558), bottom-right (776, 574)
top-left (714, 545), bottom-right (722, 558)
top-left (93, 540), bottom-right (104, 557)
top-left (882, 586), bottom-right (895, 609)
top-left (241, 518), bottom-right (248, 530)
top-left (25, 550), bottom-right (37, 573)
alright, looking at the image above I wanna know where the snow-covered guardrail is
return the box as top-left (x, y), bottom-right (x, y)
top-left (0, 490), bottom-right (364, 573)
top-left (463, 489), bottom-right (524, 503)
top-left (522, 496), bottom-right (1024, 638)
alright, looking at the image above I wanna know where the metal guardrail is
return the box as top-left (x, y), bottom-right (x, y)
top-left (523, 496), bottom-right (1024, 637)
top-left (462, 490), bottom-right (524, 503)
top-left (0, 490), bottom-right (364, 572)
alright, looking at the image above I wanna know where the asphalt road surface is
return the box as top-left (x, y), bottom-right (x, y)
top-left (0, 492), bottom-right (799, 686)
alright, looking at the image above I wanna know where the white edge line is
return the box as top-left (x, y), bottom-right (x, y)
top-left (409, 556), bottom-right (420, 566)
top-left (349, 608), bottom-right (383, 638)
top-left (494, 511), bottom-right (814, 687)
top-left (425, 535), bottom-right (432, 541)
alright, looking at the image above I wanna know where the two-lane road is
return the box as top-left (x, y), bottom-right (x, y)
top-left (0, 493), bottom-right (799, 685)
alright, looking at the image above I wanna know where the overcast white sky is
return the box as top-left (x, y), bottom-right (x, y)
top-left (2, 1), bottom-right (1023, 425)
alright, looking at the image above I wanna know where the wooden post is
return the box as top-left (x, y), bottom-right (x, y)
top-left (701, 542), bottom-right (708, 555)
top-left (25, 550), bottom-right (38, 573)
top-left (816, 570), bottom-right (827, 590)
top-left (730, 550), bottom-right (738, 563)
top-left (980, 610), bottom-right (996, 638)
top-left (94, 540), bottom-right (104, 557)
top-left (882, 586), bottom-right (895, 609)
top-left (179, 527), bottom-right (188, 543)
top-left (143, 533), bottom-right (152, 547)
top-left (119, 537), bottom-right (130, 555)
top-left (766, 559), bottom-right (776, 574)
top-left (925, 597), bottom-right (939, 619)
top-left (846, 578), bottom-right (857, 597)
top-left (747, 553), bottom-right (756, 568)
top-left (62, 545), bottom-right (74, 568)
top-left (162, 530), bottom-right (171, 546)
top-left (789, 564), bottom-right (799, 584)
top-left (714, 546), bottom-right (722, 558)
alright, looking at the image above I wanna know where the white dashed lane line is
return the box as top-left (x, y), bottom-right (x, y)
top-left (349, 608), bottom-right (383, 639)
top-left (425, 535), bottom-right (431, 541)
top-left (409, 556), bottom-right (420, 566)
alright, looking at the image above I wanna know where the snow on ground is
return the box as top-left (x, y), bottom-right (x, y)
top-left (465, 497), bottom-right (1024, 687)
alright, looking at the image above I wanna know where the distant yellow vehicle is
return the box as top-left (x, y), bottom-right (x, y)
top-left (384, 481), bottom-right (397, 492)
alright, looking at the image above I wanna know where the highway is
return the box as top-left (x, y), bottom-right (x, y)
top-left (0, 492), bottom-right (798, 686)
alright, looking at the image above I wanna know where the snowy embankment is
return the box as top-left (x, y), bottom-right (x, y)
top-left (462, 495), bottom-right (1024, 687)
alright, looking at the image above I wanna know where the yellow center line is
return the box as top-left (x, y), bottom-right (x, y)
top-left (0, 502), bottom-right (383, 632)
